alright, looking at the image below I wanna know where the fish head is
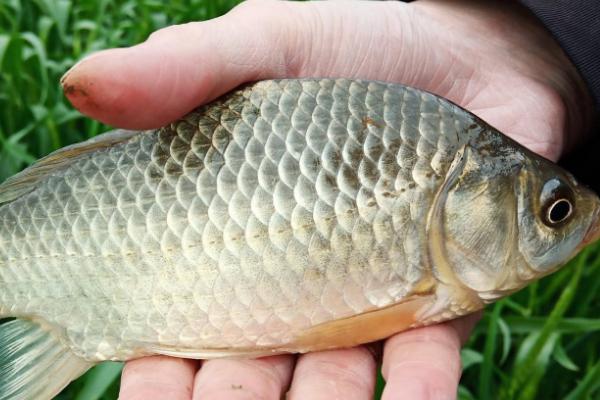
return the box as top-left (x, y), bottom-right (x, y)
top-left (514, 155), bottom-right (600, 276)
top-left (432, 134), bottom-right (600, 301)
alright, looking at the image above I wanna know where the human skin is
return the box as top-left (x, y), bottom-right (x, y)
top-left (61, 0), bottom-right (592, 399)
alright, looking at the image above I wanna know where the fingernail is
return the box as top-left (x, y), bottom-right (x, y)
top-left (60, 51), bottom-right (105, 86)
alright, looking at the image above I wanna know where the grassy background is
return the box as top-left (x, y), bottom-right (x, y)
top-left (1, 1), bottom-right (600, 399)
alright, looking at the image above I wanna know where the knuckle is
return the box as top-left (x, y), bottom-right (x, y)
top-left (298, 351), bottom-right (376, 394)
top-left (230, 0), bottom-right (287, 17)
top-left (246, 361), bottom-right (286, 392)
top-left (228, 0), bottom-right (304, 31)
top-left (146, 22), bottom-right (197, 42)
top-left (146, 25), bottom-right (178, 42)
top-left (314, 361), bottom-right (373, 394)
top-left (386, 324), bottom-right (461, 352)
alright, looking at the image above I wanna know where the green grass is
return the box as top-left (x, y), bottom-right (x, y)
top-left (0, 0), bottom-right (242, 181)
top-left (1, 1), bottom-right (600, 399)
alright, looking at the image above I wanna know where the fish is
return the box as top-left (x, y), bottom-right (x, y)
top-left (0, 78), bottom-right (598, 399)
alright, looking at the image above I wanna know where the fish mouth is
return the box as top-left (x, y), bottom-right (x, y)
top-left (581, 205), bottom-right (600, 248)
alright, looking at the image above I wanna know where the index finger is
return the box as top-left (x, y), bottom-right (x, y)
top-left (60, 1), bottom-right (299, 129)
top-left (60, 1), bottom-right (419, 130)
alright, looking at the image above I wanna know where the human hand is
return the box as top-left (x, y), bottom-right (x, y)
top-left (61, 1), bottom-right (592, 398)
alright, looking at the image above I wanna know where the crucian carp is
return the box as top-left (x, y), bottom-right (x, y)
top-left (0, 79), bottom-right (598, 399)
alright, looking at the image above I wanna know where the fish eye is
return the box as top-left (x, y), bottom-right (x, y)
top-left (545, 199), bottom-right (573, 225)
top-left (540, 178), bottom-right (575, 227)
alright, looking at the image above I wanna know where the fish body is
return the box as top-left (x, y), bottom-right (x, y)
top-left (0, 79), bottom-right (598, 399)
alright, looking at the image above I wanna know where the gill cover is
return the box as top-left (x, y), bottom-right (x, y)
top-left (429, 143), bottom-right (523, 294)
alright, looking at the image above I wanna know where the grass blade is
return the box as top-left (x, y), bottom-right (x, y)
top-left (564, 359), bottom-right (600, 400)
top-left (501, 252), bottom-right (586, 399)
top-left (73, 362), bottom-right (122, 400)
top-left (553, 341), bottom-right (580, 372)
top-left (501, 317), bottom-right (600, 334)
top-left (462, 348), bottom-right (483, 371)
top-left (479, 302), bottom-right (503, 400)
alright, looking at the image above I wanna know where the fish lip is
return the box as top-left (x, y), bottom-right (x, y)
top-left (581, 206), bottom-right (600, 248)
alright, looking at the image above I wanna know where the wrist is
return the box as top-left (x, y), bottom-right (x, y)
top-left (539, 29), bottom-right (595, 153)
top-left (512, 1), bottom-right (595, 152)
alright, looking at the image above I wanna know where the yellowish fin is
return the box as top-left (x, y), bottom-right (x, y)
top-left (292, 295), bottom-right (434, 352)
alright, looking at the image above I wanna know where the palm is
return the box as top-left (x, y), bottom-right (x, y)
top-left (62, 1), bottom-right (589, 399)
top-left (406, 1), bottom-right (584, 162)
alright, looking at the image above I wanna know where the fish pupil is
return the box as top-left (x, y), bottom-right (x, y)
top-left (547, 199), bottom-right (572, 224)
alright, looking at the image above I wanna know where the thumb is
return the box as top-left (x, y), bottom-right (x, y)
top-left (60, 0), bottom-right (424, 129)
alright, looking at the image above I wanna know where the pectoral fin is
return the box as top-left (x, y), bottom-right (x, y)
top-left (291, 294), bottom-right (435, 352)
top-left (148, 346), bottom-right (285, 360)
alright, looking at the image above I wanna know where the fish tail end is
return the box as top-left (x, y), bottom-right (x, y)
top-left (0, 319), bottom-right (93, 400)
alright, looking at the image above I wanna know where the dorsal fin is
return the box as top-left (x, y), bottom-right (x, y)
top-left (0, 129), bottom-right (140, 204)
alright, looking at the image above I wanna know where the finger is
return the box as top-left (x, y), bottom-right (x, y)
top-left (60, 0), bottom-right (417, 129)
top-left (119, 356), bottom-right (199, 400)
top-left (381, 313), bottom-right (480, 400)
top-left (193, 355), bottom-right (294, 400)
top-left (288, 347), bottom-right (377, 400)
